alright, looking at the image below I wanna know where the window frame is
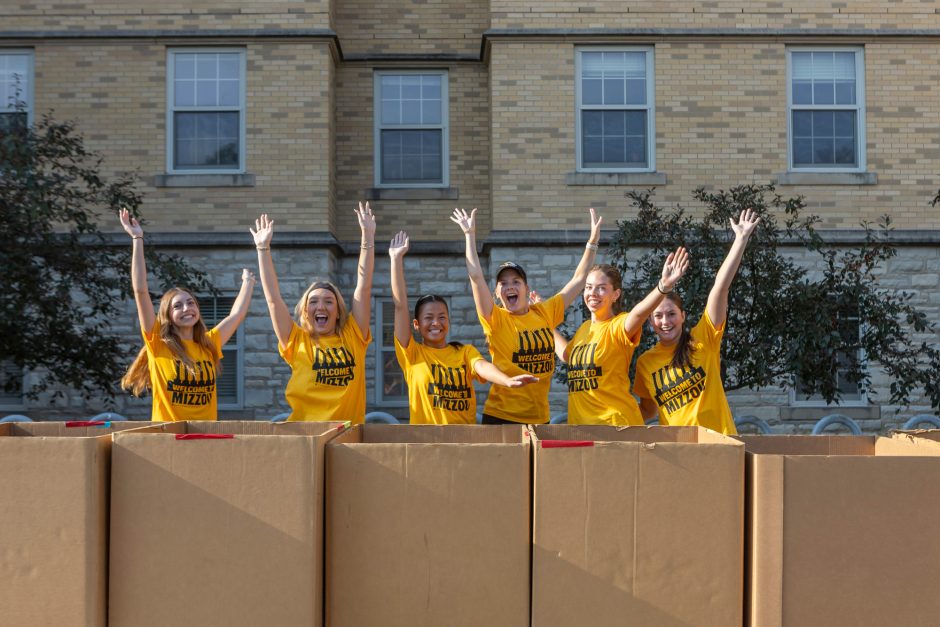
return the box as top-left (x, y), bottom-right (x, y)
top-left (790, 308), bottom-right (868, 408)
top-left (0, 49), bottom-right (34, 127)
top-left (786, 46), bottom-right (866, 173)
top-left (200, 293), bottom-right (245, 410)
top-left (166, 47), bottom-right (247, 175)
top-left (575, 46), bottom-right (656, 174)
top-left (372, 296), bottom-right (412, 408)
top-left (373, 69), bottom-right (450, 189)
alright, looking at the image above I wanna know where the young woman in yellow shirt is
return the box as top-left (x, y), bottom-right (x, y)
top-left (389, 231), bottom-right (537, 424)
top-left (450, 206), bottom-right (603, 425)
top-left (250, 204), bottom-right (375, 422)
top-left (633, 208), bottom-right (761, 434)
top-left (119, 209), bottom-right (256, 421)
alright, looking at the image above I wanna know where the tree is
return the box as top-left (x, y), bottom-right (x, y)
top-left (608, 184), bottom-right (940, 412)
top-left (0, 112), bottom-right (214, 402)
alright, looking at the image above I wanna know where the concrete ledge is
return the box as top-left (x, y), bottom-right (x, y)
top-left (566, 171), bottom-right (666, 186)
top-left (366, 187), bottom-right (459, 201)
top-left (776, 171), bottom-right (877, 186)
top-left (153, 173), bottom-right (256, 188)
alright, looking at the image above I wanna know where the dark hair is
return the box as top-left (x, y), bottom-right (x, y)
top-left (663, 292), bottom-right (696, 370)
top-left (413, 294), bottom-right (462, 349)
top-left (588, 264), bottom-right (624, 315)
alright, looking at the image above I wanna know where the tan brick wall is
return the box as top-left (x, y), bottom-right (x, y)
top-left (32, 41), bottom-right (334, 233)
top-left (334, 0), bottom-right (488, 57)
top-left (333, 63), bottom-right (492, 242)
top-left (490, 1), bottom-right (940, 30)
top-left (491, 40), bottom-right (940, 230)
top-left (2, 0), bottom-right (329, 31)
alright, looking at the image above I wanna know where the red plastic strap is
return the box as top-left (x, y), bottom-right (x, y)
top-left (175, 433), bottom-right (235, 440)
top-left (66, 420), bottom-right (108, 427)
top-left (541, 440), bottom-right (595, 448)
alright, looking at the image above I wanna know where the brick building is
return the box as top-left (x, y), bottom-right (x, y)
top-left (2, 1), bottom-right (939, 430)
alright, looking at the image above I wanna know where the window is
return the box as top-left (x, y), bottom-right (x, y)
top-left (0, 50), bottom-right (33, 132)
top-left (576, 47), bottom-right (655, 172)
top-left (372, 298), bottom-right (409, 407)
top-left (0, 359), bottom-right (25, 409)
top-left (199, 295), bottom-right (244, 408)
top-left (167, 49), bottom-right (245, 173)
top-left (374, 71), bottom-right (448, 187)
top-left (791, 303), bottom-right (865, 406)
top-left (788, 48), bottom-right (865, 171)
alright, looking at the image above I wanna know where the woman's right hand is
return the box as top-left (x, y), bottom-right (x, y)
top-left (450, 207), bottom-right (477, 236)
top-left (250, 214), bottom-right (275, 248)
top-left (119, 207), bottom-right (143, 239)
top-left (389, 230), bottom-right (409, 260)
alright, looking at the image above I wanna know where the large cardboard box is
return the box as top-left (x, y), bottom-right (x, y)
top-left (326, 424), bottom-right (530, 627)
top-left (109, 420), bottom-right (345, 627)
top-left (743, 434), bottom-right (940, 627)
top-left (0, 420), bottom-right (155, 627)
top-left (530, 424), bottom-right (745, 627)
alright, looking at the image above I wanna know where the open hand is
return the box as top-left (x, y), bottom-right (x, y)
top-left (587, 207), bottom-right (603, 245)
top-left (661, 247), bottom-right (690, 291)
top-left (355, 201), bottom-right (376, 237)
top-left (505, 374), bottom-right (539, 388)
top-left (389, 230), bottom-right (409, 260)
top-left (250, 214), bottom-right (275, 248)
top-left (731, 207), bottom-right (760, 240)
top-left (450, 208), bottom-right (477, 235)
top-left (119, 207), bottom-right (143, 239)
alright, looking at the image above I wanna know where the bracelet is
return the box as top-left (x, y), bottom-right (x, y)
top-left (255, 246), bottom-right (270, 251)
top-left (586, 242), bottom-right (599, 251)
top-left (132, 236), bottom-right (143, 240)
top-left (657, 280), bottom-right (674, 295)
top-left (361, 243), bottom-right (374, 249)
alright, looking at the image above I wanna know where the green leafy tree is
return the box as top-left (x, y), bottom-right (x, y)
top-left (0, 112), bottom-right (214, 402)
top-left (609, 184), bottom-right (940, 412)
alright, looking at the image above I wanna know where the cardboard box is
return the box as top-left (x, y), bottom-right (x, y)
top-left (326, 424), bottom-right (530, 627)
top-left (109, 420), bottom-right (345, 627)
top-left (530, 424), bottom-right (744, 627)
top-left (0, 420), bottom-right (155, 627)
top-left (743, 434), bottom-right (940, 627)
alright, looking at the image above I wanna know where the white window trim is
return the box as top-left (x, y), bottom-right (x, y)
top-left (575, 46), bottom-right (656, 174)
top-left (373, 70), bottom-right (450, 189)
top-left (372, 296), bottom-right (411, 408)
top-left (786, 46), bottom-right (866, 173)
top-left (0, 49), bottom-right (34, 126)
top-left (166, 48), bottom-right (247, 175)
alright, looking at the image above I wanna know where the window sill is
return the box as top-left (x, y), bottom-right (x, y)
top-left (566, 171), bottom-right (666, 186)
top-left (153, 173), bottom-right (256, 188)
top-left (776, 171), bottom-right (877, 186)
top-left (366, 187), bottom-right (459, 201)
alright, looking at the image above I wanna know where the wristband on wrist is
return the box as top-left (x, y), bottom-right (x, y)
top-left (361, 243), bottom-right (374, 249)
top-left (585, 242), bottom-right (599, 251)
top-left (256, 246), bottom-right (270, 251)
top-left (657, 280), bottom-right (674, 295)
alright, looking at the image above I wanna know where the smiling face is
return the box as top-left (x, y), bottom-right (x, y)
top-left (583, 269), bottom-right (622, 321)
top-left (168, 291), bottom-right (200, 330)
top-left (414, 300), bottom-right (450, 348)
top-left (305, 287), bottom-right (339, 335)
top-left (496, 269), bottom-right (530, 315)
top-left (650, 297), bottom-right (687, 346)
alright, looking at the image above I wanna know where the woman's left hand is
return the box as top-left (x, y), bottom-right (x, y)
top-left (355, 201), bottom-right (376, 237)
top-left (661, 246), bottom-right (690, 290)
top-left (731, 207), bottom-right (760, 240)
top-left (587, 207), bottom-right (603, 245)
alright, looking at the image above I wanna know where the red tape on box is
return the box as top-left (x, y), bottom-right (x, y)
top-left (541, 440), bottom-right (594, 448)
top-left (175, 433), bottom-right (235, 440)
top-left (66, 420), bottom-right (110, 428)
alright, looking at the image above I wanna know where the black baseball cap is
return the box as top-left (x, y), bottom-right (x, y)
top-left (496, 261), bottom-right (527, 283)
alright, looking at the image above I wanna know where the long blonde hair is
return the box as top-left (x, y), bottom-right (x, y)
top-left (294, 280), bottom-right (348, 339)
top-left (120, 288), bottom-right (219, 396)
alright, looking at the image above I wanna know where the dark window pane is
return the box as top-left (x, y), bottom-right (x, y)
top-left (834, 110), bottom-right (856, 136)
top-left (401, 131), bottom-right (421, 155)
top-left (603, 79), bottom-right (625, 105)
top-left (603, 137), bottom-right (626, 164)
top-left (217, 141), bottom-right (239, 165)
top-left (582, 111), bottom-right (603, 136)
top-left (625, 137), bottom-right (646, 166)
top-left (813, 82), bottom-right (834, 105)
top-left (175, 113), bottom-right (196, 138)
top-left (383, 130), bottom-right (402, 152)
top-left (792, 111), bottom-right (812, 137)
top-left (174, 139), bottom-right (196, 167)
top-left (834, 80), bottom-right (856, 105)
top-left (196, 81), bottom-right (216, 107)
top-left (792, 80), bottom-right (813, 105)
top-left (422, 155), bottom-right (442, 179)
top-left (625, 111), bottom-right (646, 136)
top-left (421, 130), bottom-right (441, 156)
top-left (624, 78), bottom-right (647, 105)
top-left (582, 79), bottom-right (602, 105)
top-left (792, 138), bottom-right (812, 165)
top-left (218, 113), bottom-right (238, 139)
top-left (813, 138), bottom-right (834, 164)
top-left (834, 137), bottom-right (856, 165)
top-left (196, 114), bottom-right (217, 139)
top-left (582, 136), bottom-right (603, 164)
top-left (382, 155), bottom-right (401, 181)
top-left (401, 156), bottom-right (421, 180)
top-left (813, 111), bottom-right (834, 137)
top-left (603, 111), bottom-right (625, 136)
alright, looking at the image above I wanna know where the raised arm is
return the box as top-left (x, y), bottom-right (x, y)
top-left (351, 201), bottom-right (376, 336)
top-left (552, 329), bottom-right (570, 362)
top-left (557, 208), bottom-right (603, 307)
top-left (119, 208), bottom-right (156, 333)
top-left (623, 247), bottom-right (690, 336)
top-left (214, 269), bottom-right (256, 345)
top-left (389, 230), bottom-right (412, 348)
top-left (706, 208), bottom-right (760, 328)
top-left (473, 360), bottom-right (539, 388)
top-left (250, 214), bottom-right (293, 347)
top-left (450, 208), bottom-right (495, 322)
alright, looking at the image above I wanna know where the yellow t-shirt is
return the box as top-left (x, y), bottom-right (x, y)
top-left (632, 311), bottom-right (737, 435)
top-left (479, 294), bottom-right (564, 424)
top-left (395, 338), bottom-right (485, 425)
top-left (279, 319), bottom-right (371, 423)
top-left (565, 312), bottom-right (643, 426)
top-left (143, 321), bottom-right (223, 422)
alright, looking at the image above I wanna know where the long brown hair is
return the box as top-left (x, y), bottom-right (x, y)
top-left (294, 280), bottom-right (348, 339)
top-left (588, 264), bottom-right (624, 315)
top-left (663, 292), bottom-right (696, 370)
top-left (120, 288), bottom-right (219, 396)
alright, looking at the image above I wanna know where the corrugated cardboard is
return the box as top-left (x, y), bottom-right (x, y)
top-left (530, 424), bottom-right (745, 627)
top-left (0, 421), bottom-right (155, 627)
top-left (109, 420), bottom-right (344, 627)
top-left (743, 434), bottom-right (940, 627)
top-left (326, 424), bottom-right (530, 627)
